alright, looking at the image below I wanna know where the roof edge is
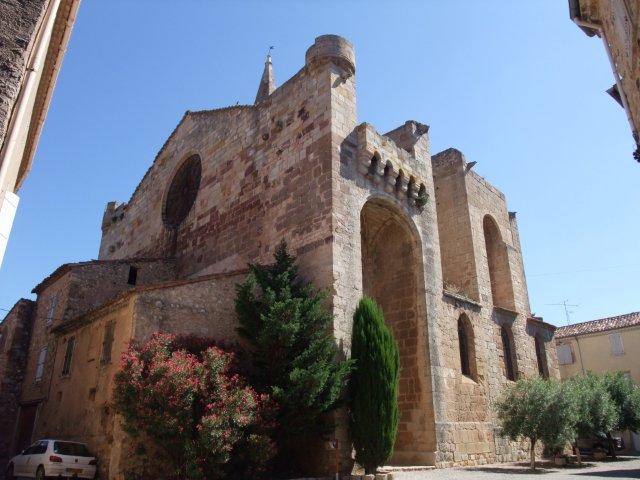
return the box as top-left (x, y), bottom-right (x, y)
top-left (52, 268), bottom-right (250, 334)
top-left (32, 257), bottom-right (171, 294)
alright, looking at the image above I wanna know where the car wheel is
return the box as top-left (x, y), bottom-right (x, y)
top-left (6, 464), bottom-right (15, 480)
top-left (36, 465), bottom-right (46, 480)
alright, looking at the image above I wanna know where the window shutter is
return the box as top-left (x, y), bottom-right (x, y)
top-left (557, 344), bottom-right (574, 365)
top-left (609, 333), bottom-right (624, 356)
top-left (62, 337), bottom-right (75, 376)
top-left (46, 293), bottom-right (59, 326)
top-left (35, 346), bottom-right (48, 382)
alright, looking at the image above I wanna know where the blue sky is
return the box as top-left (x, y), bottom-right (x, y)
top-left (1, 1), bottom-right (638, 326)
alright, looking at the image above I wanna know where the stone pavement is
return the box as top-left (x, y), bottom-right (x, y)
top-left (390, 456), bottom-right (640, 480)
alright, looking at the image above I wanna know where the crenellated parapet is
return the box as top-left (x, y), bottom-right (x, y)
top-left (101, 201), bottom-right (127, 231)
top-left (355, 122), bottom-right (430, 208)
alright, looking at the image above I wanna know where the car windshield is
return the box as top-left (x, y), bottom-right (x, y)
top-left (53, 442), bottom-right (91, 457)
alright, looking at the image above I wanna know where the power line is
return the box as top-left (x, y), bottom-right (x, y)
top-left (530, 263), bottom-right (640, 277)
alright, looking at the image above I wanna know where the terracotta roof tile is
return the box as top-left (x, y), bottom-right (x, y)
top-left (555, 312), bottom-right (640, 339)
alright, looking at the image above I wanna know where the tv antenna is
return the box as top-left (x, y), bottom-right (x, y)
top-left (547, 300), bottom-right (579, 325)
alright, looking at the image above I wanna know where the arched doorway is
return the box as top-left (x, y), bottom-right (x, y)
top-left (360, 198), bottom-right (435, 464)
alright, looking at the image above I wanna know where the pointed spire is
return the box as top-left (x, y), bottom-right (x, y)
top-left (255, 49), bottom-right (275, 104)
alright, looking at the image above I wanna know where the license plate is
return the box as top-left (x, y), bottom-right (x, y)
top-left (66, 468), bottom-right (82, 474)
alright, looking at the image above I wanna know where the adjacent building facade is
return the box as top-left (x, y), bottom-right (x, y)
top-left (0, 0), bottom-right (80, 267)
top-left (555, 311), bottom-right (640, 451)
top-left (0, 35), bottom-right (558, 478)
top-left (568, 0), bottom-right (640, 161)
top-left (555, 311), bottom-right (640, 382)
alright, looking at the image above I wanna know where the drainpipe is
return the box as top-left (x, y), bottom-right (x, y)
top-left (573, 17), bottom-right (639, 151)
top-left (0, 0), bottom-right (62, 190)
top-left (574, 335), bottom-right (586, 375)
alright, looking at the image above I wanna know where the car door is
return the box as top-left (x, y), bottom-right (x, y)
top-left (14, 444), bottom-right (36, 476)
top-left (33, 441), bottom-right (49, 476)
top-left (23, 441), bottom-right (47, 477)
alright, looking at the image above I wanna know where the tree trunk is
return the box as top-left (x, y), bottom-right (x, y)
top-left (530, 438), bottom-right (536, 470)
top-left (574, 441), bottom-right (582, 466)
top-left (606, 432), bottom-right (617, 459)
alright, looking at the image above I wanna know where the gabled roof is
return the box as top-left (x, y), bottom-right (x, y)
top-left (124, 105), bottom-right (254, 206)
top-left (51, 268), bottom-right (249, 334)
top-left (32, 258), bottom-right (169, 294)
top-left (555, 312), bottom-right (640, 339)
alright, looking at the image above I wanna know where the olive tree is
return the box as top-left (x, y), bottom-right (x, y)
top-left (602, 371), bottom-right (640, 458)
top-left (566, 373), bottom-right (618, 464)
top-left (495, 377), bottom-right (577, 469)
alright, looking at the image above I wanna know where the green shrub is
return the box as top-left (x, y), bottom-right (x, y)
top-left (235, 240), bottom-right (353, 475)
top-left (568, 373), bottom-right (618, 439)
top-left (602, 371), bottom-right (640, 457)
top-left (350, 297), bottom-right (399, 474)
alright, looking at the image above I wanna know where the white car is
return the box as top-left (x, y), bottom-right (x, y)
top-left (6, 439), bottom-right (97, 479)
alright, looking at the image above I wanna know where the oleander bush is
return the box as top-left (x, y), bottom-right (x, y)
top-left (113, 333), bottom-right (275, 480)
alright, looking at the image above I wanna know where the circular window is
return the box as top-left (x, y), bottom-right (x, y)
top-left (163, 154), bottom-right (202, 228)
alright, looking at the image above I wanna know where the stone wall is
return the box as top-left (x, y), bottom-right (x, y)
top-left (0, 0), bottom-right (48, 149)
top-left (0, 299), bottom-right (34, 464)
top-left (132, 271), bottom-right (246, 344)
top-left (431, 146), bottom-right (559, 467)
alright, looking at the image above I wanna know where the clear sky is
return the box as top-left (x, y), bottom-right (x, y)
top-left (1, 1), bottom-right (638, 327)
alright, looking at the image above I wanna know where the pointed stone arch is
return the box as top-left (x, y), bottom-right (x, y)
top-left (360, 197), bottom-right (435, 465)
top-left (482, 215), bottom-right (515, 310)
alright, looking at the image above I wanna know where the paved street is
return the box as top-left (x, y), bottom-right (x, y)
top-left (391, 456), bottom-right (640, 480)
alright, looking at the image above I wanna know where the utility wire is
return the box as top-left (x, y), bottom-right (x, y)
top-left (529, 263), bottom-right (640, 277)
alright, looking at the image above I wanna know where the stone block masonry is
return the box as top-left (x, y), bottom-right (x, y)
top-left (0, 34), bottom-right (559, 478)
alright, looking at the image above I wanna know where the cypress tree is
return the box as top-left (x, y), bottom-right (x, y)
top-left (235, 240), bottom-right (352, 474)
top-left (350, 297), bottom-right (399, 474)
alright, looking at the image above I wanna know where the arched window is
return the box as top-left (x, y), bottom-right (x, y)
top-left (369, 153), bottom-right (381, 175)
top-left (534, 335), bottom-right (548, 378)
top-left (501, 325), bottom-right (516, 381)
top-left (457, 314), bottom-right (476, 380)
top-left (483, 216), bottom-right (515, 310)
top-left (164, 154), bottom-right (202, 229)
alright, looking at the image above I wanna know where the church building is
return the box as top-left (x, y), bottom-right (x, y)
top-left (0, 35), bottom-right (558, 478)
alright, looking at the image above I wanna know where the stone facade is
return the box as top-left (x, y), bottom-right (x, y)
top-left (0, 0), bottom-right (80, 266)
top-left (0, 299), bottom-right (34, 469)
top-left (0, 35), bottom-right (559, 478)
top-left (569, 0), bottom-right (640, 160)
